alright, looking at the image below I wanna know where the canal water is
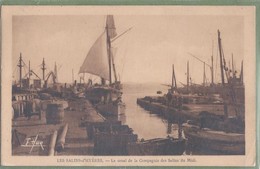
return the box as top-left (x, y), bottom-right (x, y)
top-left (120, 83), bottom-right (179, 140)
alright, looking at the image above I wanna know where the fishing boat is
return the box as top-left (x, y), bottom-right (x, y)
top-left (79, 15), bottom-right (128, 116)
top-left (127, 137), bottom-right (185, 155)
top-left (182, 30), bottom-right (245, 155)
top-left (182, 121), bottom-right (245, 155)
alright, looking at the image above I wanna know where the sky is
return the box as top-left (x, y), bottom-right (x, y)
top-left (12, 15), bottom-right (244, 85)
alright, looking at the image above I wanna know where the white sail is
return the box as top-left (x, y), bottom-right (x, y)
top-left (79, 31), bottom-right (109, 80)
top-left (106, 15), bottom-right (117, 39)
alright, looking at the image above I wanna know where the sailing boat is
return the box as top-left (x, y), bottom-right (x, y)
top-left (182, 30), bottom-right (245, 155)
top-left (79, 15), bottom-right (125, 116)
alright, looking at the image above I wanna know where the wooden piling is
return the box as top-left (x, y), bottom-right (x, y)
top-left (48, 130), bottom-right (58, 156)
top-left (56, 123), bottom-right (68, 152)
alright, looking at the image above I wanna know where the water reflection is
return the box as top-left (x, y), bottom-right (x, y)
top-left (121, 83), bottom-right (179, 140)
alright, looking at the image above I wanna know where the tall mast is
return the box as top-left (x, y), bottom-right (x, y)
top-left (106, 21), bottom-right (112, 85)
top-left (232, 53), bottom-right (235, 77)
top-left (54, 62), bottom-right (58, 82)
top-left (211, 55), bottom-right (214, 85)
top-left (240, 60), bottom-right (243, 83)
top-left (188, 53), bottom-right (211, 87)
top-left (171, 64), bottom-right (174, 90)
top-left (218, 30), bottom-right (225, 85)
top-left (28, 60), bottom-right (31, 88)
top-left (211, 40), bottom-right (214, 85)
top-left (187, 61), bottom-right (189, 93)
top-left (174, 66), bottom-right (177, 89)
top-left (203, 62), bottom-right (206, 86)
top-left (171, 64), bottom-right (177, 92)
top-left (18, 53), bottom-right (23, 88)
top-left (106, 15), bottom-right (118, 85)
top-left (72, 69), bottom-right (74, 83)
top-left (111, 52), bottom-right (118, 82)
top-left (41, 58), bottom-right (46, 81)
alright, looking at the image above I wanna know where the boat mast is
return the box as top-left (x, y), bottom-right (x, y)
top-left (17, 53), bottom-right (23, 88)
top-left (211, 40), bottom-right (214, 85)
top-left (106, 15), bottom-right (121, 85)
top-left (218, 30), bottom-right (225, 85)
top-left (111, 52), bottom-right (118, 82)
top-left (28, 60), bottom-right (31, 88)
top-left (171, 64), bottom-right (174, 91)
top-left (211, 55), bottom-right (214, 85)
top-left (187, 61), bottom-right (189, 93)
top-left (232, 53), bottom-right (235, 77)
top-left (54, 62), bottom-right (58, 82)
top-left (28, 60), bottom-right (30, 80)
top-left (240, 60), bottom-right (243, 84)
top-left (41, 58), bottom-right (46, 82)
top-left (72, 69), bottom-right (74, 83)
top-left (171, 64), bottom-right (177, 92)
top-left (203, 62), bottom-right (206, 86)
top-left (188, 53), bottom-right (212, 87)
top-left (106, 20), bottom-right (112, 85)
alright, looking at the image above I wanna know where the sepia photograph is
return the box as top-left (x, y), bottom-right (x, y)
top-left (1, 6), bottom-right (256, 166)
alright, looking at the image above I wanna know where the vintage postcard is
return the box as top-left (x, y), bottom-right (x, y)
top-left (1, 6), bottom-right (256, 166)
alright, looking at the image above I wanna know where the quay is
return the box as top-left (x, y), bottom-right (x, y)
top-left (136, 97), bottom-right (225, 122)
top-left (12, 98), bottom-right (105, 156)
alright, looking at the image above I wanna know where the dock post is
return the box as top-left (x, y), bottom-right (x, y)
top-left (56, 123), bottom-right (69, 152)
top-left (48, 130), bottom-right (58, 156)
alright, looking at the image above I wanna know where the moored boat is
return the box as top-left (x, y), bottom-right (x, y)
top-left (79, 15), bottom-right (129, 117)
top-left (127, 137), bottom-right (186, 155)
top-left (182, 122), bottom-right (245, 155)
top-left (182, 30), bottom-right (245, 155)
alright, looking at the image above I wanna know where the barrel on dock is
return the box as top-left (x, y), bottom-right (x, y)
top-left (46, 103), bottom-right (64, 124)
top-left (24, 100), bottom-right (36, 116)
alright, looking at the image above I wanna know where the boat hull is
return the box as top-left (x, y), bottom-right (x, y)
top-left (183, 123), bottom-right (245, 155)
top-left (90, 123), bottom-right (137, 155)
top-left (85, 86), bottom-right (122, 104)
top-left (127, 138), bottom-right (186, 155)
top-left (96, 101), bottom-right (125, 117)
